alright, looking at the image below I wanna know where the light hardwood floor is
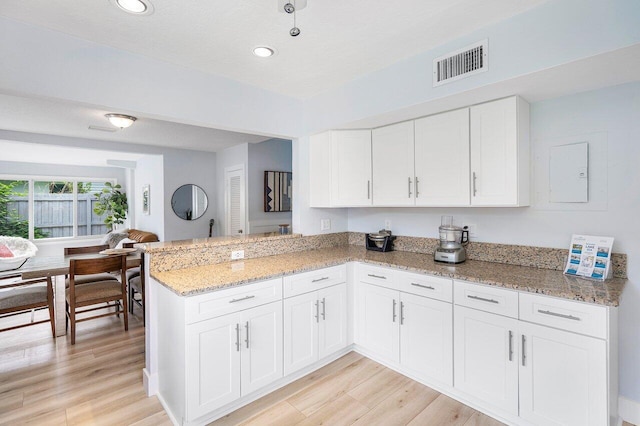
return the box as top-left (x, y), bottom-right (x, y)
top-left (1, 310), bottom-right (636, 426)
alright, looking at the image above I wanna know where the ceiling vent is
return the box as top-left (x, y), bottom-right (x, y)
top-left (433, 39), bottom-right (488, 87)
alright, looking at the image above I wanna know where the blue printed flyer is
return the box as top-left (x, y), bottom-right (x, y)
top-left (564, 234), bottom-right (614, 280)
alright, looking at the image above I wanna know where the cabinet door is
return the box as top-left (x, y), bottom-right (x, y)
top-left (331, 130), bottom-right (372, 206)
top-left (519, 321), bottom-right (607, 426)
top-left (186, 313), bottom-right (241, 420)
top-left (309, 131), bottom-right (332, 207)
top-left (284, 292), bottom-right (319, 376)
top-left (470, 96), bottom-right (526, 206)
top-left (358, 283), bottom-right (400, 363)
top-left (240, 302), bottom-right (283, 395)
top-left (414, 108), bottom-right (470, 206)
top-left (400, 293), bottom-right (453, 386)
top-left (454, 306), bottom-right (519, 415)
top-left (318, 283), bottom-right (348, 359)
top-left (372, 121), bottom-right (415, 206)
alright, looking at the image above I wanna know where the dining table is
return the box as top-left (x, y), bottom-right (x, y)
top-left (0, 252), bottom-right (141, 337)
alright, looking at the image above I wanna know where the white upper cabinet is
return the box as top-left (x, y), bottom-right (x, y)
top-left (331, 130), bottom-right (372, 206)
top-left (470, 96), bottom-right (530, 206)
top-left (414, 108), bottom-right (470, 206)
top-left (309, 131), bottom-right (332, 208)
top-left (372, 121), bottom-right (415, 206)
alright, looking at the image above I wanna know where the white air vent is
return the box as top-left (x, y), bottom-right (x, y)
top-left (433, 39), bottom-right (488, 87)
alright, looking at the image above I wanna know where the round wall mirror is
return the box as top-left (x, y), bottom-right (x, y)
top-left (171, 184), bottom-right (208, 221)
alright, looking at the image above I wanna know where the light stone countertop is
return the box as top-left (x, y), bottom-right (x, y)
top-left (150, 246), bottom-right (626, 306)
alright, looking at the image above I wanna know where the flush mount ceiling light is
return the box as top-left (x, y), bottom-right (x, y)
top-left (277, 0), bottom-right (307, 37)
top-left (253, 46), bottom-right (275, 58)
top-left (111, 0), bottom-right (154, 15)
top-left (105, 113), bottom-right (137, 129)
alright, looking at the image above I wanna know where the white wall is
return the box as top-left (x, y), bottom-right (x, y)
top-left (134, 154), bottom-right (164, 241)
top-left (163, 149), bottom-right (216, 241)
top-left (247, 139), bottom-right (292, 230)
top-left (215, 143), bottom-right (248, 236)
top-left (303, 0), bottom-right (640, 133)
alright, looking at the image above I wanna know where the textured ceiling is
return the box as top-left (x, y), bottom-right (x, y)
top-left (0, 0), bottom-right (548, 99)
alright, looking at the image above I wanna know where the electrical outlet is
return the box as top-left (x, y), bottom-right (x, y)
top-left (320, 219), bottom-right (331, 231)
top-left (231, 250), bottom-right (245, 260)
top-left (384, 220), bottom-right (392, 230)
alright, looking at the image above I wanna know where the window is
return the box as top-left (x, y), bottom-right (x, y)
top-left (0, 177), bottom-right (116, 240)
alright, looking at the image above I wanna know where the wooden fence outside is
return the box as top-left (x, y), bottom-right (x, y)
top-left (8, 194), bottom-right (108, 238)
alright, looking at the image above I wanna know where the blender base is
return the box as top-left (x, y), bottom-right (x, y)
top-left (434, 248), bottom-right (467, 264)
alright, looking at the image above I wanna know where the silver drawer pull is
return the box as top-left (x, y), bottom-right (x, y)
top-left (467, 294), bottom-right (499, 304)
top-left (312, 277), bottom-right (329, 283)
top-left (411, 283), bottom-right (435, 290)
top-left (368, 274), bottom-right (387, 280)
top-left (229, 295), bottom-right (256, 303)
top-left (508, 330), bottom-right (513, 361)
top-left (537, 309), bottom-right (581, 321)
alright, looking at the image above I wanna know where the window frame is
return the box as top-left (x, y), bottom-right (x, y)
top-left (0, 174), bottom-right (119, 241)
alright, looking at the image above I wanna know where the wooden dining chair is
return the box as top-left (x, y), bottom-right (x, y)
top-left (128, 252), bottom-right (145, 325)
top-left (66, 255), bottom-right (128, 344)
top-left (0, 273), bottom-right (55, 337)
top-left (64, 244), bottom-right (119, 285)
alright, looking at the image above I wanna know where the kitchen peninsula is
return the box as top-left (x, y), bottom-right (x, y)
top-left (142, 233), bottom-right (626, 426)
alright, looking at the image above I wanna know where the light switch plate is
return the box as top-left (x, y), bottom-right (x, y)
top-left (231, 250), bottom-right (245, 260)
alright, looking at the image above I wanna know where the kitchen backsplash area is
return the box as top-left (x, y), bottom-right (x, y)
top-left (146, 231), bottom-right (627, 279)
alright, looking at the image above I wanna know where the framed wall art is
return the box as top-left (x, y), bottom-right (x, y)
top-left (264, 171), bottom-right (292, 212)
top-left (142, 184), bottom-right (150, 215)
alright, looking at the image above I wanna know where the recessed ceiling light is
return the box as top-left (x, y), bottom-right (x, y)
top-left (253, 47), bottom-right (275, 58)
top-left (111, 0), bottom-right (154, 15)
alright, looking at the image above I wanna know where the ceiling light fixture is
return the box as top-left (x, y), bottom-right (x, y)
top-left (105, 113), bottom-right (137, 129)
top-left (253, 46), bottom-right (275, 58)
top-left (278, 0), bottom-right (307, 37)
top-left (111, 0), bottom-right (154, 15)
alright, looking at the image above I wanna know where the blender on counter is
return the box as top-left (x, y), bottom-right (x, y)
top-left (434, 215), bottom-right (469, 264)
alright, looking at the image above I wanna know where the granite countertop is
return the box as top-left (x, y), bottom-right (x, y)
top-left (142, 232), bottom-right (302, 253)
top-left (151, 246), bottom-right (626, 306)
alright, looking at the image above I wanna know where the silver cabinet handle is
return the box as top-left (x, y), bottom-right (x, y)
top-left (467, 294), bottom-right (499, 304)
top-left (472, 172), bottom-right (478, 196)
top-left (411, 282), bottom-right (435, 290)
top-left (521, 335), bottom-right (526, 366)
top-left (408, 177), bottom-right (412, 198)
top-left (229, 295), bottom-right (255, 304)
top-left (367, 273), bottom-right (386, 279)
top-left (508, 330), bottom-right (513, 361)
top-left (235, 323), bottom-right (240, 352)
top-left (245, 321), bottom-right (250, 349)
top-left (392, 299), bottom-right (397, 323)
top-left (312, 277), bottom-right (329, 283)
top-left (415, 177), bottom-right (420, 198)
top-left (367, 180), bottom-right (371, 199)
top-left (537, 309), bottom-right (581, 321)
top-left (400, 301), bottom-right (405, 325)
top-left (321, 297), bottom-right (326, 320)
top-left (315, 300), bottom-right (319, 323)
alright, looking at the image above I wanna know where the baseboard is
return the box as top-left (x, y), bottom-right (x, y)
top-left (143, 367), bottom-right (158, 397)
top-left (156, 391), bottom-right (180, 426)
top-left (620, 397), bottom-right (640, 425)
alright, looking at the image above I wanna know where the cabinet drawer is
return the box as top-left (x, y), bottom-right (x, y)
top-left (358, 264), bottom-right (396, 290)
top-left (519, 293), bottom-right (607, 339)
top-left (454, 280), bottom-right (518, 318)
top-left (186, 278), bottom-right (282, 324)
top-left (397, 271), bottom-right (452, 303)
top-left (283, 265), bottom-right (346, 298)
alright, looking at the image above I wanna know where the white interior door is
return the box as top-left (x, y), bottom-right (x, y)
top-left (225, 165), bottom-right (246, 236)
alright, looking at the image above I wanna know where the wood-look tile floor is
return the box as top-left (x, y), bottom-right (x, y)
top-left (1, 311), bottom-right (636, 426)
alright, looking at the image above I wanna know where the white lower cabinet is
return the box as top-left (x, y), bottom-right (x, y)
top-left (357, 269), bottom-right (453, 386)
top-left (284, 283), bottom-right (348, 376)
top-left (519, 321), bottom-right (607, 426)
top-left (186, 301), bottom-right (283, 422)
top-left (453, 282), bottom-right (613, 426)
top-left (454, 305), bottom-right (519, 415)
